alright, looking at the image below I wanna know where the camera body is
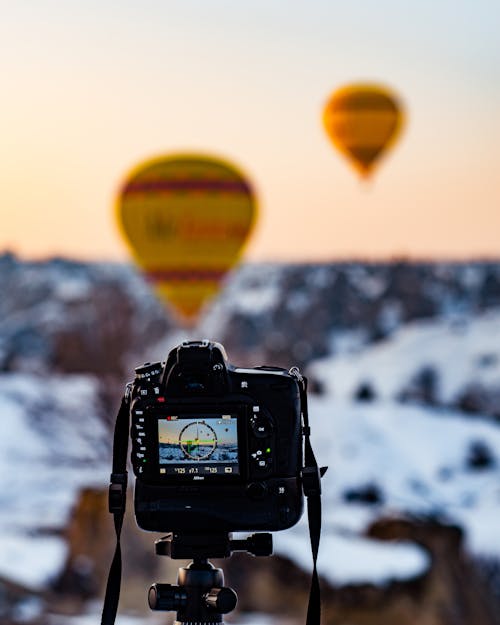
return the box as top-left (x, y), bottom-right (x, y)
top-left (130, 340), bottom-right (304, 533)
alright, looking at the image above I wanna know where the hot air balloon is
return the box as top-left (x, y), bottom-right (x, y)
top-left (322, 83), bottom-right (405, 179)
top-left (115, 153), bottom-right (257, 325)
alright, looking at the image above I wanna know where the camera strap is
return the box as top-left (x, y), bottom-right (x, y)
top-left (101, 391), bottom-right (131, 625)
top-left (292, 369), bottom-right (326, 625)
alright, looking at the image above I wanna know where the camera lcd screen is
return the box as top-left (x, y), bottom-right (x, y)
top-left (157, 414), bottom-right (240, 476)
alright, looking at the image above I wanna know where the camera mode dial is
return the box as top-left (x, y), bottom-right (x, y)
top-left (250, 415), bottom-right (273, 438)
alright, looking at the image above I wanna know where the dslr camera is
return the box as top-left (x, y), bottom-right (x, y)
top-left (130, 340), bottom-right (306, 533)
top-left (103, 340), bottom-right (324, 625)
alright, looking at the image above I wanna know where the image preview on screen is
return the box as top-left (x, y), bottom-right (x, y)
top-left (158, 415), bottom-right (239, 473)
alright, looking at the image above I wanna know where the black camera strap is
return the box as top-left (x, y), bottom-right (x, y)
top-left (101, 391), bottom-right (131, 625)
top-left (291, 368), bottom-right (326, 625)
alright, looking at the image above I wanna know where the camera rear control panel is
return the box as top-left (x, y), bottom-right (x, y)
top-left (130, 363), bottom-right (163, 477)
top-left (129, 382), bottom-right (280, 484)
top-left (248, 405), bottom-right (274, 477)
top-left (132, 408), bottom-right (148, 475)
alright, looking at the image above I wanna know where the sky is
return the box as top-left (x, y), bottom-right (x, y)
top-left (1, 0), bottom-right (499, 262)
top-left (158, 418), bottom-right (237, 446)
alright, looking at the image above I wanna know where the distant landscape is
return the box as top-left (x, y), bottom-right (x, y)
top-left (2, 253), bottom-right (500, 625)
top-left (159, 442), bottom-right (239, 463)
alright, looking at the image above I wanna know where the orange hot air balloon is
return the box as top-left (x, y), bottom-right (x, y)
top-left (323, 83), bottom-right (405, 178)
top-left (115, 153), bottom-right (257, 324)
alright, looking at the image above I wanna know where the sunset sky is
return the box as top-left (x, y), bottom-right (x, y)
top-left (1, 1), bottom-right (499, 262)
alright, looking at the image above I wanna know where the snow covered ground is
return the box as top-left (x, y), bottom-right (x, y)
top-left (310, 309), bottom-right (500, 405)
top-left (281, 310), bottom-right (500, 583)
top-left (274, 394), bottom-right (500, 585)
top-left (0, 374), bottom-right (108, 589)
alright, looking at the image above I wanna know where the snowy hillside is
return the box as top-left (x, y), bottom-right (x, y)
top-left (283, 398), bottom-right (500, 573)
top-left (3, 253), bottom-right (500, 375)
top-left (2, 256), bottom-right (500, 623)
top-left (0, 374), bottom-right (108, 589)
top-left (0, 254), bottom-right (170, 376)
top-left (200, 260), bottom-right (500, 368)
top-left (309, 309), bottom-right (500, 411)
top-left (3, 311), bottom-right (500, 592)
top-left (278, 309), bottom-right (500, 584)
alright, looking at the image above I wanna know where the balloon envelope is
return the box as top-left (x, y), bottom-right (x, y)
top-left (323, 83), bottom-right (405, 178)
top-left (116, 153), bottom-right (257, 324)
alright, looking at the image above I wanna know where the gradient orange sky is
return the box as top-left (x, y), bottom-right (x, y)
top-left (1, 1), bottom-right (499, 262)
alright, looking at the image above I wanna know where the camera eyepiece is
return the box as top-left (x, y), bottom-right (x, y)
top-left (161, 340), bottom-right (229, 396)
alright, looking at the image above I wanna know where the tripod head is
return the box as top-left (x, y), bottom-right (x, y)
top-left (149, 532), bottom-right (273, 624)
top-left (155, 531), bottom-right (273, 559)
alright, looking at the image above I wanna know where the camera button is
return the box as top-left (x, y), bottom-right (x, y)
top-left (252, 457), bottom-right (272, 475)
top-left (251, 417), bottom-right (273, 438)
top-left (246, 482), bottom-right (267, 499)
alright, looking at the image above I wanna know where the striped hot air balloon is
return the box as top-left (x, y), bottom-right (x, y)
top-left (115, 153), bottom-right (257, 325)
top-left (323, 83), bottom-right (405, 179)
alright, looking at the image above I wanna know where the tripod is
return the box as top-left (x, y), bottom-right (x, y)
top-left (148, 532), bottom-right (273, 625)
